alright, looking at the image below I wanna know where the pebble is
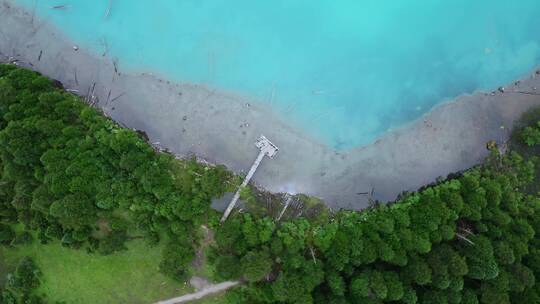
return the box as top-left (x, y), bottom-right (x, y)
top-left (182, 115), bottom-right (187, 121)
top-left (73, 45), bottom-right (79, 51)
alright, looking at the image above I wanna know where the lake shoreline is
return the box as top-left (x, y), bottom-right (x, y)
top-left (2, 0), bottom-right (540, 210)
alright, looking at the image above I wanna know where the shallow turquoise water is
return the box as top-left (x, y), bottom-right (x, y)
top-left (14, 0), bottom-right (540, 148)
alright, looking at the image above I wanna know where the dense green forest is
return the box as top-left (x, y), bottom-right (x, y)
top-left (2, 257), bottom-right (47, 303)
top-left (215, 151), bottom-right (539, 303)
top-left (1, 64), bottom-right (539, 304)
top-left (0, 64), bottom-right (236, 285)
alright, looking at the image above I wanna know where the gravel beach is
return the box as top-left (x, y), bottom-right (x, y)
top-left (2, 0), bottom-right (540, 210)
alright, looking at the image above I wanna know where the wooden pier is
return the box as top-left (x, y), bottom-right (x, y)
top-left (220, 135), bottom-right (279, 223)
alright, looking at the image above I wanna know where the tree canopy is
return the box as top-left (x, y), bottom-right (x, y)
top-left (0, 64), bottom-right (234, 281)
top-left (1, 64), bottom-right (540, 303)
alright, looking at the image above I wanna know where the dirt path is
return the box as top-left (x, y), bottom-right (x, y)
top-left (154, 281), bottom-right (240, 304)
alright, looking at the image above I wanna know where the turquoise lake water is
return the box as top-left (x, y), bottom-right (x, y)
top-left (14, 0), bottom-right (540, 148)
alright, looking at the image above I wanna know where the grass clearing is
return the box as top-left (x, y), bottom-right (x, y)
top-left (1, 240), bottom-right (192, 304)
top-left (191, 292), bottom-right (230, 304)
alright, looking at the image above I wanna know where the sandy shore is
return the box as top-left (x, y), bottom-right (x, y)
top-left (2, 1), bottom-right (540, 210)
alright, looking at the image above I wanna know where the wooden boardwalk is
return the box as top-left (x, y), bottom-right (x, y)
top-left (221, 135), bottom-right (278, 222)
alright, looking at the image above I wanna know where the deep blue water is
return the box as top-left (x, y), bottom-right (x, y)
top-left (14, 0), bottom-right (540, 148)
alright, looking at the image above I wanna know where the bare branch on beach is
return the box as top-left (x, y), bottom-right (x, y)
top-left (91, 96), bottom-right (99, 107)
top-left (284, 101), bottom-right (299, 114)
top-left (105, 89), bottom-right (112, 105)
top-left (31, 0), bottom-right (37, 25)
top-left (74, 69), bottom-right (79, 86)
top-left (8, 55), bottom-right (19, 64)
top-left (104, 0), bottom-right (112, 19)
top-left (112, 58), bottom-right (119, 74)
top-left (87, 82), bottom-right (99, 107)
top-left (99, 37), bottom-right (109, 57)
top-left (50, 5), bottom-right (70, 10)
top-left (508, 91), bottom-right (540, 96)
top-left (85, 86), bottom-right (91, 103)
top-left (110, 92), bottom-right (125, 103)
top-left (90, 82), bottom-right (96, 97)
top-left (203, 89), bottom-right (216, 102)
top-left (85, 82), bottom-right (96, 103)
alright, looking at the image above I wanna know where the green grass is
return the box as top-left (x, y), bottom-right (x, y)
top-left (1, 240), bottom-right (193, 304)
top-left (192, 292), bottom-right (230, 304)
